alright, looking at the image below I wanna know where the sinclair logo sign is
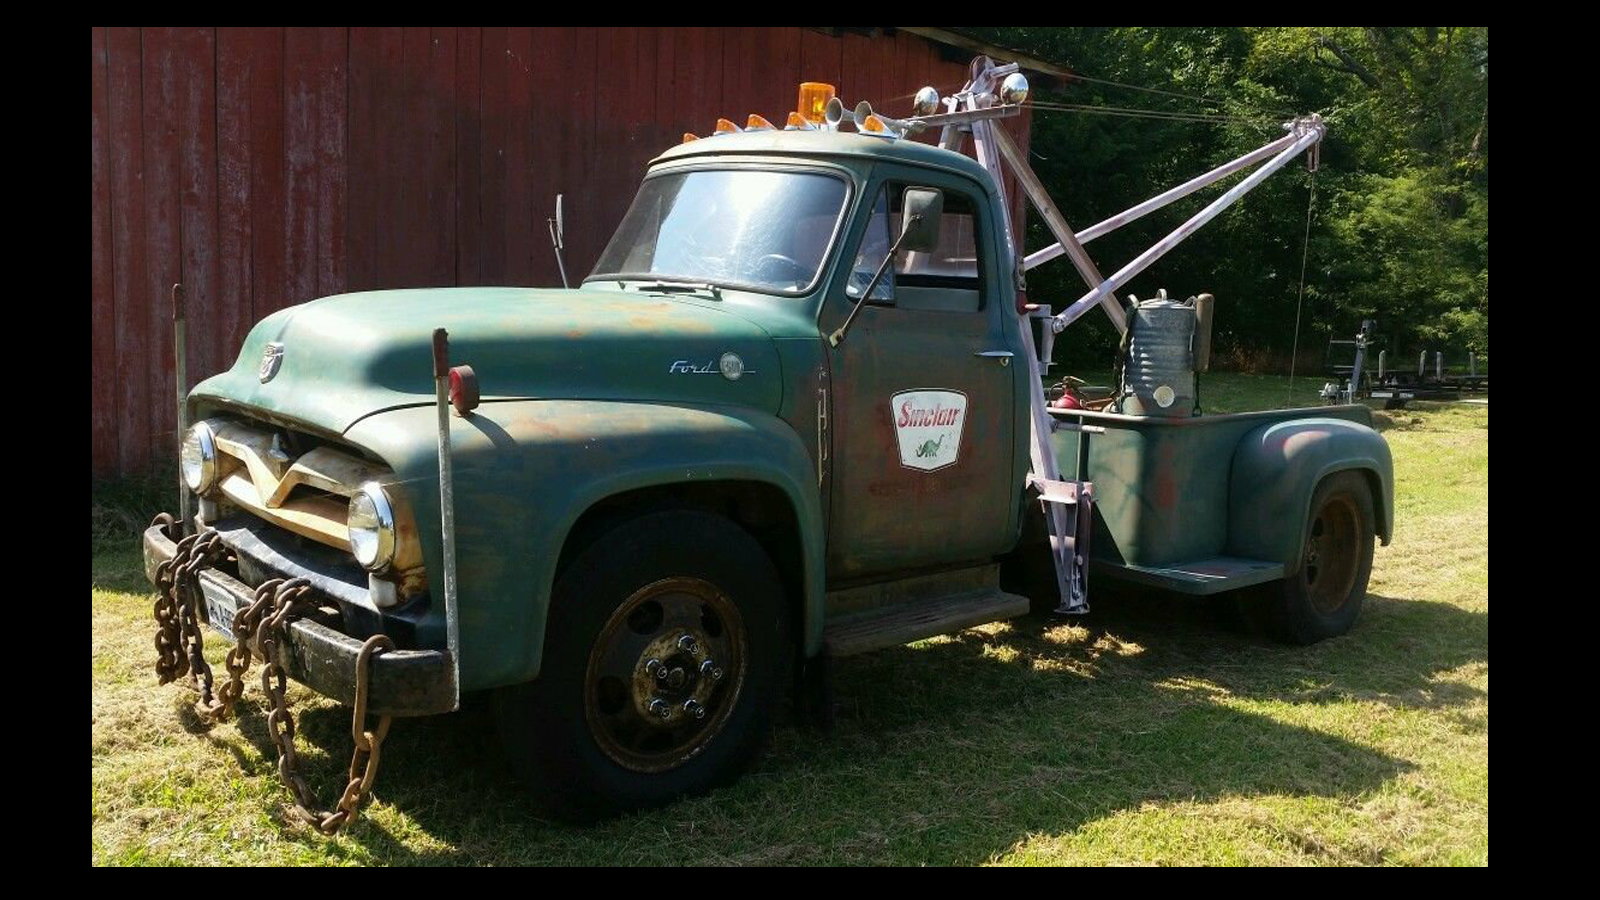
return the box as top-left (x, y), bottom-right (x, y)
top-left (890, 390), bottom-right (968, 472)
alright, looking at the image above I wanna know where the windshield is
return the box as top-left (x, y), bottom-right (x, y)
top-left (588, 169), bottom-right (849, 294)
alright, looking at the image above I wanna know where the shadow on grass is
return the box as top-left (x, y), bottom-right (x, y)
top-left (1368, 399), bottom-right (1486, 434)
top-left (210, 583), bottom-right (1483, 865)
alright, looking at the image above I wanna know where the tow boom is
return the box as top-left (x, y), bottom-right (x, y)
top-left (899, 56), bottom-right (1327, 613)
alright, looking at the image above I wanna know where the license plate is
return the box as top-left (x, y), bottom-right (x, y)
top-left (199, 581), bottom-right (237, 640)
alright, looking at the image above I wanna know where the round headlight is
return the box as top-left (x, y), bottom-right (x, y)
top-left (181, 422), bottom-right (218, 495)
top-left (348, 482), bottom-right (396, 572)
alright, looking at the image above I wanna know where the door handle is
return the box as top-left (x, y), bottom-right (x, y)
top-left (975, 350), bottom-right (1014, 367)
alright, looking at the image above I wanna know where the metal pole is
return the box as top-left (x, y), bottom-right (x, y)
top-left (1348, 335), bottom-right (1367, 405)
top-left (1023, 132), bottom-right (1299, 271)
top-left (1016, 281), bottom-right (1081, 613)
top-left (1418, 351), bottom-right (1426, 377)
top-left (432, 328), bottom-right (463, 712)
top-left (548, 220), bottom-right (569, 289)
top-left (1435, 352), bottom-right (1443, 380)
top-left (548, 194), bottom-right (569, 289)
top-left (958, 59), bottom-right (1084, 612)
top-left (1050, 121), bottom-right (1325, 333)
top-left (1378, 350), bottom-right (1386, 382)
top-left (970, 123), bottom-right (1010, 257)
top-left (173, 283), bottom-right (190, 535)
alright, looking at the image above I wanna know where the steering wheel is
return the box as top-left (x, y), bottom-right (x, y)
top-left (750, 253), bottom-right (807, 286)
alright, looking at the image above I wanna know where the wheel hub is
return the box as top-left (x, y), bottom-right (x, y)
top-left (583, 576), bottom-right (747, 773)
top-left (633, 631), bottom-right (723, 727)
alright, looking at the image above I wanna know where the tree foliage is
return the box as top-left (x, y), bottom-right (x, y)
top-left (964, 27), bottom-right (1488, 371)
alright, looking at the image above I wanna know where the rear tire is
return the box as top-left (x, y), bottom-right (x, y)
top-left (494, 510), bottom-right (790, 821)
top-left (1244, 471), bottom-right (1375, 645)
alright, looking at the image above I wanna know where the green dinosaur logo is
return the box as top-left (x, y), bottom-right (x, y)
top-left (915, 435), bottom-right (945, 459)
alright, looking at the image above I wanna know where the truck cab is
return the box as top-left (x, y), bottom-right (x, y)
top-left (616, 132), bottom-right (1031, 586)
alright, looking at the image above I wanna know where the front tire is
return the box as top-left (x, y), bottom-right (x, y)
top-left (494, 510), bottom-right (789, 820)
top-left (1244, 471), bottom-right (1376, 645)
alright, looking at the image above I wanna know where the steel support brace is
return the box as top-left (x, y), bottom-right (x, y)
top-left (953, 61), bottom-right (1094, 608)
top-left (1017, 314), bottom-right (1089, 613)
top-left (1022, 132), bottom-right (1300, 271)
top-left (1048, 120), bottom-right (1325, 333)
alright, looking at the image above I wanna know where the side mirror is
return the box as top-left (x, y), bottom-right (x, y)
top-left (827, 187), bottom-right (944, 348)
top-left (899, 187), bottom-right (943, 254)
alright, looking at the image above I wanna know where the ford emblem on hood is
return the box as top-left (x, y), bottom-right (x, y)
top-left (258, 342), bottom-right (285, 383)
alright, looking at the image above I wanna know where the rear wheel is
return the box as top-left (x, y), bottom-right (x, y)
top-left (495, 510), bottom-right (789, 820)
top-left (1244, 471), bottom-right (1375, 644)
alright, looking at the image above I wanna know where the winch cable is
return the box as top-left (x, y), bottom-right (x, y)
top-left (1024, 100), bottom-right (1279, 129)
top-left (1060, 70), bottom-right (1298, 120)
top-left (1287, 168), bottom-right (1319, 406)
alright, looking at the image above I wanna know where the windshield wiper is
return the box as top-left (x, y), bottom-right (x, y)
top-left (621, 279), bottom-right (722, 300)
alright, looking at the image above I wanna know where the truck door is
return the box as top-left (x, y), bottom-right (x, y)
top-left (824, 175), bottom-right (1018, 581)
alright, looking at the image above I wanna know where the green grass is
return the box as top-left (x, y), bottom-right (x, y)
top-left (91, 379), bottom-right (1487, 866)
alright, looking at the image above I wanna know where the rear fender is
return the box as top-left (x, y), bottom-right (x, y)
top-left (1227, 418), bottom-right (1394, 566)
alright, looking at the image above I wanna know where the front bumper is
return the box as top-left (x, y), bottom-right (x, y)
top-left (143, 524), bottom-right (457, 717)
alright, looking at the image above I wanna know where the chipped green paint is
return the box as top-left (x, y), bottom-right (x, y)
top-left (191, 286), bottom-right (795, 438)
top-left (341, 399), bottom-right (824, 688)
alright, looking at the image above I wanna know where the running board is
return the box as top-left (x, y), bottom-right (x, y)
top-left (822, 589), bottom-right (1030, 657)
top-left (1092, 556), bottom-right (1284, 595)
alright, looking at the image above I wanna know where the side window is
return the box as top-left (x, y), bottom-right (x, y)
top-left (845, 188), bottom-right (895, 302)
top-left (844, 183), bottom-right (986, 312)
top-left (896, 187), bottom-right (984, 313)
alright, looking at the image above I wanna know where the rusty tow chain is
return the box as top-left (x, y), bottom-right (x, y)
top-left (151, 522), bottom-right (227, 700)
top-left (149, 517), bottom-right (395, 834)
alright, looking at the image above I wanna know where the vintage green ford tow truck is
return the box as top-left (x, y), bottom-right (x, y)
top-left (144, 58), bottom-right (1392, 825)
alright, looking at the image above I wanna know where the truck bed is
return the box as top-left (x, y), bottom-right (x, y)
top-left (1046, 404), bottom-right (1374, 593)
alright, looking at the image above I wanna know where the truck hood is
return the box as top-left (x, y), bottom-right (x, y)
top-left (191, 287), bottom-right (784, 436)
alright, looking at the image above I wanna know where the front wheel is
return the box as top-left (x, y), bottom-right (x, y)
top-left (1244, 471), bottom-right (1376, 645)
top-left (495, 510), bottom-right (790, 820)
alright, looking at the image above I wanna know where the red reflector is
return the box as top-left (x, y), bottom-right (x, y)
top-left (449, 365), bottom-right (480, 415)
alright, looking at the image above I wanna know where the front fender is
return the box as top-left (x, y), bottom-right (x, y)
top-left (1227, 417), bottom-right (1394, 566)
top-left (343, 400), bottom-right (824, 690)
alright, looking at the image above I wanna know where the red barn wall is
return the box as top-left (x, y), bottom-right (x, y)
top-left (91, 26), bottom-right (1032, 478)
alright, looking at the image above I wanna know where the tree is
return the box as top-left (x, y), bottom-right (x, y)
top-left (959, 27), bottom-right (1488, 369)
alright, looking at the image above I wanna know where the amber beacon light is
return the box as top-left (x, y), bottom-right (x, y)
top-left (796, 82), bottom-right (836, 125)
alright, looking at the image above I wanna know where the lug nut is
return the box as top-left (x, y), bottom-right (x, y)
top-left (683, 700), bottom-right (706, 720)
top-left (645, 658), bottom-right (662, 676)
top-left (678, 634), bottom-right (699, 654)
top-left (700, 660), bottom-right (723, 681)
top-left (648, 698), bottom-right (671, 719)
